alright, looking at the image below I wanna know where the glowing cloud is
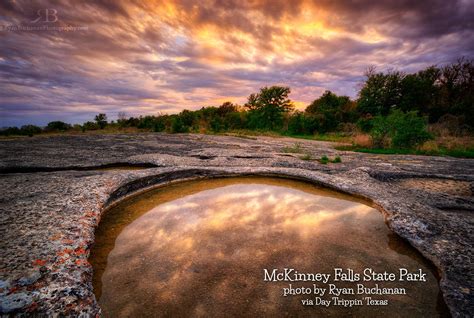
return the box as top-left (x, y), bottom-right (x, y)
top-left (0, 0), bottom-right (472, 125)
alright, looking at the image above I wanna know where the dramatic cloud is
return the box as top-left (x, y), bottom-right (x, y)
top-left (0, 0), bottom-right (473, 126)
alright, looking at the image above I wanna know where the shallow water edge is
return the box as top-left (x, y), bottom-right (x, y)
top-left (90, 176), bottom-right (450, 317)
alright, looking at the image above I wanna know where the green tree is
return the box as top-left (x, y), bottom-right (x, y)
top-left (306, 90), bottom-right (354, 133)
top-left (170, 115), bottom-right (188, 133)
top-left (83, 121), bottom-right (99, 131)
top-left (224, 111), bottom-right (246, 130)
top-left (216, 102), bottom-right (244, 131)
top-left (0, 127), bottom-right (21, 136)
top-left (153, 114), bottom-right (171, 132)
top-left (245, 93), bottom-right (260, 110)
top-left (287, 112), bottom-right (322, 135)
top-left (399, 66), bottom-right (440, 116)
top-left (178, 110), bottom-right (197, 130)
top-left (437, 58), bottom-right (474, 125)
top-left (288, 111), bottom-right (306, 135)
top-left (245, 86), bottom-right (294, 130)
top-left (46, 121), bottom-right (71, 132)
top-left (357, 68), bottom-right (404, 116)
top-left (216, 101), bottom-right (238, 116)
top-left (94, 113), bottom-right (108, 129)
top-left (20, 125), bottom-right (42, 136)
top-left (210, 116), bottom-right (224, 132)
top-left (117, 112), bottom-right (128, 128)
top-left (357, 59), bottom-right (473, 129)
top-left (137, 115), bottom-right (158, 129)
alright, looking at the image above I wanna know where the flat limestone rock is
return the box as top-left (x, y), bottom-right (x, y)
top-left (0, 133), bottom-right (473, 316)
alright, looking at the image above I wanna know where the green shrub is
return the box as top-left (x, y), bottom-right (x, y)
top-left (370, 110), bottom-right (432, 149)
top-left (1, 127), bottom-right (21, 135)
top-left (170, 116), bottom-right (189, 133)
top-left (319, 155), bottom-right (329, 164)
top-left (137, 115), bottom-right (157, 130)
top-left (331, 155), bottom-right (342, 163)
top-left (356, 117), bottom-right (374, 132)
top-left (153, 115), bottom-right (170, 132)
top-left (82, 121), bottom-right (99, 131)
top-left (389, 111), bottom-right (432, 148)
top-left (288, 111), bottom-right (306, 135)
top-left (20, 125), bottom-right (42, 136)
top-left (369, 116), bottom-right (391, 148)
top-left (210, 117), bottom-right (224, 132)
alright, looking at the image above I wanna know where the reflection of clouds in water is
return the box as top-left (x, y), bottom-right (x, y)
top-left (100, 182), bottom-right (441, 317)
top-left (114, 185), bottom-right (370, 258)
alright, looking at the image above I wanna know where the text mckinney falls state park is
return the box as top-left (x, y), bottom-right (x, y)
top-left (263, 268), bottom-right (427, 283)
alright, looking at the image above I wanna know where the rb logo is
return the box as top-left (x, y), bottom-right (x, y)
top-left (31, 9), bottom-right (58, 23)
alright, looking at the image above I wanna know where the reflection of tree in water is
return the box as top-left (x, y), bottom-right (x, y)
top-left (91, 178), bottom-right (447, 317)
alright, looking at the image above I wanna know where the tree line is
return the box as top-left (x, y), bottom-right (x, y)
top-left (2, 58), bottom-right (472, 149)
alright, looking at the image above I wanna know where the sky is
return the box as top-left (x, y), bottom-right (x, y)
top-left (1, 0), bottom-right (473, 127)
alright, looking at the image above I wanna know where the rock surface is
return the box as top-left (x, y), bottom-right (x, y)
top-left (0, 133), bottom-right (473, 317)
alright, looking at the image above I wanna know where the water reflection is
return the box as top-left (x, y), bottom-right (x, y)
top-left (90, 177), bottom-right (448, 317)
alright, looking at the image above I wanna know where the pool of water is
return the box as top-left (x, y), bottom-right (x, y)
top-left (90, 177), bottom-right (449, 317)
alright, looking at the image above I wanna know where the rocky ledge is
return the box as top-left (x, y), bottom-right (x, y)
top-left (0, 133), bottom-right (473, 317)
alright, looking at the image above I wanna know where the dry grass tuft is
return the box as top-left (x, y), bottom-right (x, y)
top-left (436, 136), bottom-right (474, 150)
top-left (351, 133), bottom-right (373, 148)
top-left (419, 140), bottom-right (439, 152)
